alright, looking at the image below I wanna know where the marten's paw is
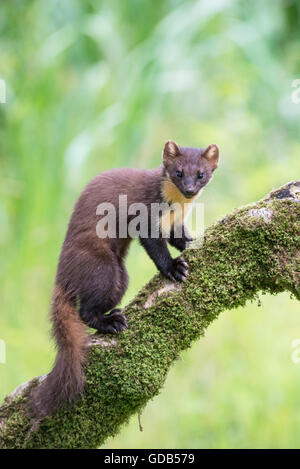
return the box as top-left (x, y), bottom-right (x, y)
top-left (100, 309), bottom-right (128, 334)
top-left (166, 257), bottom-right (189, 283)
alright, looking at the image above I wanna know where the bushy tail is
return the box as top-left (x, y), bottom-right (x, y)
top-left (29, 286), bottom-right (87, 419)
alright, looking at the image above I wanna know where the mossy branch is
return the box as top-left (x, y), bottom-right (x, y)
top-left (0, 181), bottom-right (299, 449)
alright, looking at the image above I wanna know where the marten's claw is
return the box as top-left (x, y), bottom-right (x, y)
top-left (166, 272), bottom-right (176, 282)
top-left (101, 309), bottom-right (128, 334)
top-left (166, 257), bottom-right (189, 283)
top-left (177, 257), bottom-right (189, 269)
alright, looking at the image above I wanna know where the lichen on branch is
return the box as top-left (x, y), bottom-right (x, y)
top-left (0, 181), bottom-right (299, 449)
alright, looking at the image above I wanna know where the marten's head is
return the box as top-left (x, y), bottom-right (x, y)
top-left (162, 140), bottom-right (219, 200)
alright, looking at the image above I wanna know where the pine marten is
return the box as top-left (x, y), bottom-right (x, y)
top-left (29, 140), bottom-right (219, 419)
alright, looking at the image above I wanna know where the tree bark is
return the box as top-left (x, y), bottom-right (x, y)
top-left (0, 181), bottom-right (299, 449)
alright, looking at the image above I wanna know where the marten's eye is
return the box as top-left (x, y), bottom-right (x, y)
top-left (176, 170), bottom-right (183, 178)
top-left (198, 172), bottom-right (204, 179)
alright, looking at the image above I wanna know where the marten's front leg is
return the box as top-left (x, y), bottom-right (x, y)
top-left (139, 236), bottom-right (189, 282)
top-left (168, 224), bottom-right (194, 252)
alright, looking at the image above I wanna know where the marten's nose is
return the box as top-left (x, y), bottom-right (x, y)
top-left (185, 188), bottom-right (195, 198)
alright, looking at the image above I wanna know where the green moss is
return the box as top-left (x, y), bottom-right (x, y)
top-left (0, 184), bottom-right (299, 448)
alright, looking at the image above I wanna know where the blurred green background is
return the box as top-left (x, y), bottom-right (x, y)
top-left (1, 0), bottom-right (300, 449)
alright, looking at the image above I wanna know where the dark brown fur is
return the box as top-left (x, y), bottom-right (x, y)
top-left (29, 141), bottom-right (219, 419)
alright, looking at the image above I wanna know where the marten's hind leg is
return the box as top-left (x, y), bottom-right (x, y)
top-left (81, 305), bottom-right (128, 334)
top-left (78, 256), bottom-right (129, 334)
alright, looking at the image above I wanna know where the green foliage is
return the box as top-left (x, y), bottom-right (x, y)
top-left (0, 0), bottom-right (300, 448)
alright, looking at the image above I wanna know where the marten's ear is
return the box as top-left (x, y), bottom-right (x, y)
top-left (202, 144), bottom-right (219, 170)
top-left (163, 140), bottom-right (180, 164)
